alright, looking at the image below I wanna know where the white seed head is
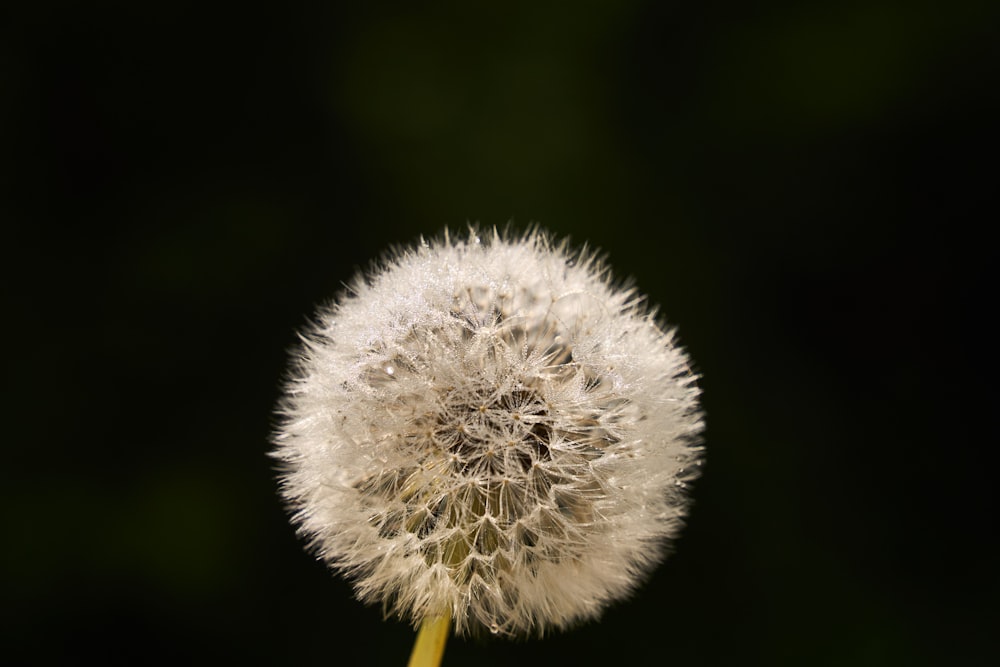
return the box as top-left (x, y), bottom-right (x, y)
top-left (273, 227), bottom-right (704, 637)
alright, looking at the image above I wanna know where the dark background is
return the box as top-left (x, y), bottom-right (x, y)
top-left (4, 1), bottom-right (997, 665)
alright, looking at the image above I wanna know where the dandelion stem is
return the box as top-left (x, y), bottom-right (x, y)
top-left (407, 612), bottom-right (451, 667)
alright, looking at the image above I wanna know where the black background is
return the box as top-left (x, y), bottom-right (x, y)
top-left (4, 1), bottom-right (997, 665)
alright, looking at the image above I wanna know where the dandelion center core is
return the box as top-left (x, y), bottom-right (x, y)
top-left (435, 383), bottom-right (553, 475)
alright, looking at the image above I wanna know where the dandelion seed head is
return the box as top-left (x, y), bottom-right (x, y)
top-left (273, 227), bottom-right (704, 637)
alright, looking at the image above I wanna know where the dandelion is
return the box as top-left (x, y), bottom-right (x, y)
top-left (273, 227), bottom-right (703, 665)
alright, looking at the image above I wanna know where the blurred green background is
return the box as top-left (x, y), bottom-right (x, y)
top-left (3, 1), bottom-right (996, 664)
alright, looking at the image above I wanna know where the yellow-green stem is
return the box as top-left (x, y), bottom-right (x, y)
top-left (407, 612), bottom-right (451, 667)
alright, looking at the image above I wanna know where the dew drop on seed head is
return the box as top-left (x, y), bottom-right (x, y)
top-left (489, 622), bottom-right (500, 634)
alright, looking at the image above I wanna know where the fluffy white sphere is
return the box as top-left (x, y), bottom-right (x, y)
top-left (273, 228), bottom-right (703, 637)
